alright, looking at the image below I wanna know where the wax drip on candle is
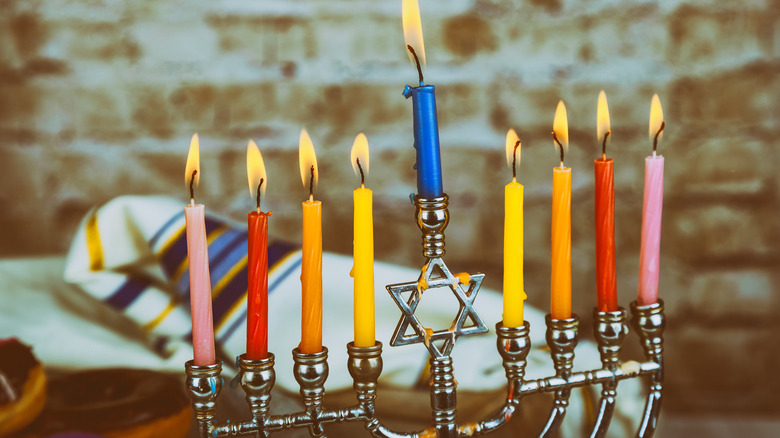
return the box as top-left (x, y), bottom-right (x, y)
top-left (602, 131), bottom-right (611, 160)
top-left (356, 157), bottom-right (366, 188)
top-left (256, 178), bottom-right (264, 212)
top-left (406, 45), bottom-right (424, 86)
top-left (652, 121), bottom-right (665, 157)
top-left (512, 140), bottom-right (521, 181)
top-left (189, 170), bottom-right (197, 205)
top-left (552, 132), bottom-right (565, 168)
top-left (308, 165), bottom-right (315, 201)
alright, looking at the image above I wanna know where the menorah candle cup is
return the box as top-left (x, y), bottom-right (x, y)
top-left (347, 341), bottom-right (383, 418)
top-left (541, 315), bottom-right (579, 438)
top-left (238, 353), bottom-right (276, 426)
top-left (292, 347), bottom-right (329, 436)
top-left (184, 360), bottom-right (223, 437)
top-left (590, 308), bottom-right (628, 438)
top-left (496, 321), bottom-right (531, 386)
top-left (632, 300), bottom-right (666, 438)
top-left (594, 308), bottom-right (627, 370)
top-left (414, 195), bottom-right (449, 259)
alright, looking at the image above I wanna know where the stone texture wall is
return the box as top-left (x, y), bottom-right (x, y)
top-left (1, 0), bottom-right (778, 416)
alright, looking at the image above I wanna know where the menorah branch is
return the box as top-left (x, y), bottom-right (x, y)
top-left (589, 308), bottom-right (627, 438)
top-left (632, 300), bottom-right (665, 438)
top-left (539, 315), bottom-right (579, 438)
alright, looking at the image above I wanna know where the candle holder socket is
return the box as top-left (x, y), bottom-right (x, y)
top-left (415, 195), bottom-right (449, 259)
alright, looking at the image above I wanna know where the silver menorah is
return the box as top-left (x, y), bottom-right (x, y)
top-left (184, 194), bottom-right (666, 437)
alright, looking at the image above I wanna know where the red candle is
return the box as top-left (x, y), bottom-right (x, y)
top-left (595, 91), bottom-right (618, 312)
top-left (246, 140), bottom-right (271, 360)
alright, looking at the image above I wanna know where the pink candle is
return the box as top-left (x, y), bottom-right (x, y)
top-left (638, 95), bottom-right (665, 306)
top-left (184, 134), bottom-right (216, 365)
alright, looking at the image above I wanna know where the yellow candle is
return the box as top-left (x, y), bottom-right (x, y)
top-left (503, 129), bottom-right (526, 327)
top-left (551, 101), bottom-right (572, 320)
top-left (350, 133), bottom-right (375, 347)
top-left (299, 129), bottom-right (322, 354)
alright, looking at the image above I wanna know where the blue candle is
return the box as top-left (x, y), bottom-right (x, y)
top-left (403, 84), bottom-right (443, 198)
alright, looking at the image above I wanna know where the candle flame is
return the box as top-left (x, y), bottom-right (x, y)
top-left (649, 94), bottom-right (664, 143)
top-left (298, 128), bottom-right (318, 193)
top-left (247, 139), bottom-right (267, 203)
top-left (597, 90), bottom-right (611, 146)
top-left (403, 0), bottom-right (426, 66)
top-left (552, 100), bottom-right (569, 152)
top-left (350, 133), bottom-right (369, 180)
top-left (505, 129), bottom-right (520, 169)
top-left (184, 133), bottom-right (200, 192)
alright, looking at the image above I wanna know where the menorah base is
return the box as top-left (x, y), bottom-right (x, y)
top-left (184, 301), bottom-right (664, 438)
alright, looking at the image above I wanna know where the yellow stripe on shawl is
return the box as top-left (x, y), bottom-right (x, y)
top-left (215, 291), bottom-right (248, 332)
top-left (86, 209), bottom-right (104, 271)
top-left (156, 224), bottom-right (186, 257)
top-left (211, 255), bottom-right (248, 300)
top-left (142, 297), bottom-right (178, 331)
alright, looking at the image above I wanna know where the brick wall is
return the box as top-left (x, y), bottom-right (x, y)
top-left (1, 0), bottom-right (778, 415)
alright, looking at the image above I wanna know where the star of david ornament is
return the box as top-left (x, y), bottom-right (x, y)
top-left (386, 257), bottom-right (489, 358)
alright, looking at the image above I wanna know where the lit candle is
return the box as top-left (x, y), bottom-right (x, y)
top-left (638, 95), bottom-right (665, 306)
top-left (246, 140), bottom-right (272, 360)
top-left (299, 129), bottom-right (323, 354)
top-left (503, 129), bottom-right (526, 328)
top-left (350, 133), bottom-right (375, 347)
top-left (184, 133), bottom-right (216, 366)
top-left (594, 91), bottom-right (618, 312)
top-left (402, 0), bottom-right (443, 198)
top-left (551, 101), bottom-right (572, 320)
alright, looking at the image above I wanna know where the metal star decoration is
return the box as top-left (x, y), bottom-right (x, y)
top-left (387, 257), bottom-right (489, 358)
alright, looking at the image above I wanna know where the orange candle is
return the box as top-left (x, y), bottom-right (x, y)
top-left (299, 129), bottom-right (322, 354)
top-left (551, 101), bottom-right (572, 320)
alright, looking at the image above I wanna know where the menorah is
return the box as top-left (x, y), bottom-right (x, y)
top-left (184, 194), bottom-right (666, 437)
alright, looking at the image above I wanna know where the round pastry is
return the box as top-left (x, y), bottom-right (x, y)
top-left (0, 338), bottom-right (47, 436)
top-left (39, 368), bottom-right (191, 438)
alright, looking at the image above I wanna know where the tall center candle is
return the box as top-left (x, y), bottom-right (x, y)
top-left (184, 133), bottom-right (216, 366)
top-left (503, 129), bottom-right (526, 328)
top-left (350, 133), bottom-right (375, 347)
top-left (638, 95), bottom-right (666, 306)
top-left (246, 140), bottom-right (271, 360)
top-left (594, 91), bottom-right (618, 312)
top-left (551, 101), bottom-right (572, 320)
top-left (299, 129), bottom-right (323, 354)
top-left (402, 0), bottom-right (443, 198)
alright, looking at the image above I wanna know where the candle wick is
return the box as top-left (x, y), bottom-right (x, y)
top-left (407, 44), bottom-right (424, 86)
top-left (256, 179), bottom-right (263, 211)
top-left (309, 165), bottom-right (315, 199)
top-left (602, 130), bottom-right (611, 158)
top-left (189, 169), bottom-right (197, 203)
top-left (653, 121), bottom-right (665, 154)
top-left (552, 131), bottom-right (565, 166)
top-left (512, 140), bottom-right (520, 180)
top-left (356, 157), bottom-right (366, 187)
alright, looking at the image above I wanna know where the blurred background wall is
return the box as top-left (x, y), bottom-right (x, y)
top-left (0, 0), bottom-right (778, 426)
